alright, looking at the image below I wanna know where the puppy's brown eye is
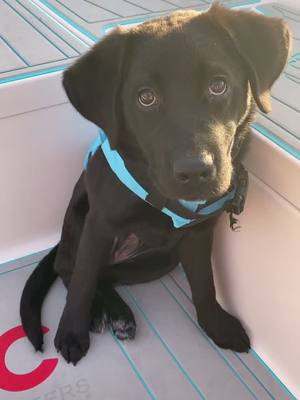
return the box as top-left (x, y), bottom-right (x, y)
top-left (138, 88), bottom-right (157, 107)
top-left (208, 78), bottom-right (227, 96)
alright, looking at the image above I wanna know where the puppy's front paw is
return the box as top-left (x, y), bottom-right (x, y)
top-left (198, 302), bottom-right (250, 353)
top-left (54, 322), bottom-right (90, 365)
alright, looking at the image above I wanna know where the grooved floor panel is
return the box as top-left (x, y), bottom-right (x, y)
top-left (0, 0), bottom-right (91, 81)
top-left (34, 0), bottom-right (260, 39)
top-left (0, 0), bottom-right (260, 84)
top-left (0, 258), bottom-right (295, 399)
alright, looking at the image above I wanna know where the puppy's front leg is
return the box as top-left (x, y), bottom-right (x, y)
top-left (54, 211), bottom-right (112, 365)
top-left (178, 222), bottom-right (250, 353)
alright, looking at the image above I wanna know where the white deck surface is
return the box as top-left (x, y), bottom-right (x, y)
top-left (0, 255), bottom-right (295, 399)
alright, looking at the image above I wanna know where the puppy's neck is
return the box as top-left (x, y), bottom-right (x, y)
top-left (121, 152), bottom-right (157, 196)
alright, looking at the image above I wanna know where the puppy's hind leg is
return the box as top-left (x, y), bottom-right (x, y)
top-left (90, 285), bottom-right (136, 341)
top-left (90, 248), bottom-right (179, 340)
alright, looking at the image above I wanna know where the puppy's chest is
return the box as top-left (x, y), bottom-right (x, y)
top-left (110, 223), bottom-right (171, 263)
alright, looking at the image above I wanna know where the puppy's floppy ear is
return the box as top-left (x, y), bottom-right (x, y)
top-left (63, 28), bottom-right (129, 148)
top-left (209, 3), bottom-right (292, 113)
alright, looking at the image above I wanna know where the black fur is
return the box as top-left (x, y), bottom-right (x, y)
top-left (20, 4), bottom-right (291, 365)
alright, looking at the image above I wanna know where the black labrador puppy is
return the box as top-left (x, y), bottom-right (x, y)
top-left (20, 4), bottom-right (291, 365)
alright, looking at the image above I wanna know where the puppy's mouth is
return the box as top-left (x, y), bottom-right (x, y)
top-left (153, 178), bottom-right (225, 203)
top-left (151, 169), bottom-right (233, 204)
top-left (147, 158), bottom-right (233, 204)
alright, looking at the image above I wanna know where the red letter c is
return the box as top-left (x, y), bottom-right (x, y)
top-left (0, 326), bottom-right (58, 392)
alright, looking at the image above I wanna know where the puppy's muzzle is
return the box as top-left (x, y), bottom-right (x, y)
top-left (173, 153), bottom-right (216, 185)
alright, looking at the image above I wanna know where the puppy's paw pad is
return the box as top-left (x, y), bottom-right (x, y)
top-left (109, 303), bottom-right (136, 341)
top-left (111, 317), bottom-right (136, 341)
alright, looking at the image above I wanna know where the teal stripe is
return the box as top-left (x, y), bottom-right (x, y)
top-left (14, 0), bottom-right (80, 56)
top-left (227, 0), bottom-right (261, 8)
top-left (0, 65), bottom-right (66, 84)
top-left (38, 0), bottom-right (98, 42)
top-left (250, 350), bottom-right (297, 400)
top-left (289, 62), bottom-right (300, 70)
top-left (54, 0), bottom-right (101, 24)
top-left (289, 53), bottom-right (300, 64)
top-left (285, 72), bottom-right (300, 85)
top-left (161, 279), bottom-right (259, 400)
top-left (272, 94), bottom-right (300, 114)
top-left (0, 261), bottom-right (36, 276)
top-left (101, 16), bottom-right (148, 35)
top-left (255, 5), bottom-right (273, 16)
top-left (101, 1), bottom-right (261, 35)
top-left (257, 111), bottom-right (300, 143)
top-left (3, 0), bottom-right (67, 58)
top-left (0, 247), bottom-right (51, 268)
top-left (125, 288), bottom-right (207, 400)
top-left (234, 353), bottom-right (276, 400)
top-left (0, 34), bottom-right (30, 66)
top-left (251, 123), bottom-right (300, 160)
top-left (30, 0), bottom-right (90, 48)
top-left (169, 273), bottom-right (193, 303)
top-left (111, 333), bottom-right (157, 400)
top-left (169, 274), bottom-right (296, 400)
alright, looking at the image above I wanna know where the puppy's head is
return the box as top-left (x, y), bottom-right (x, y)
top-left (63, 4), bottom-right (291, 202)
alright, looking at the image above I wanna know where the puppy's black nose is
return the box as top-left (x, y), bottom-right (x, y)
top-left (173, 154), bottom-right (215, 184)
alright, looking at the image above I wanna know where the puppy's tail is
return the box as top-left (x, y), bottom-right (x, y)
top-left (20, 245), bottom-right (58, 351)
